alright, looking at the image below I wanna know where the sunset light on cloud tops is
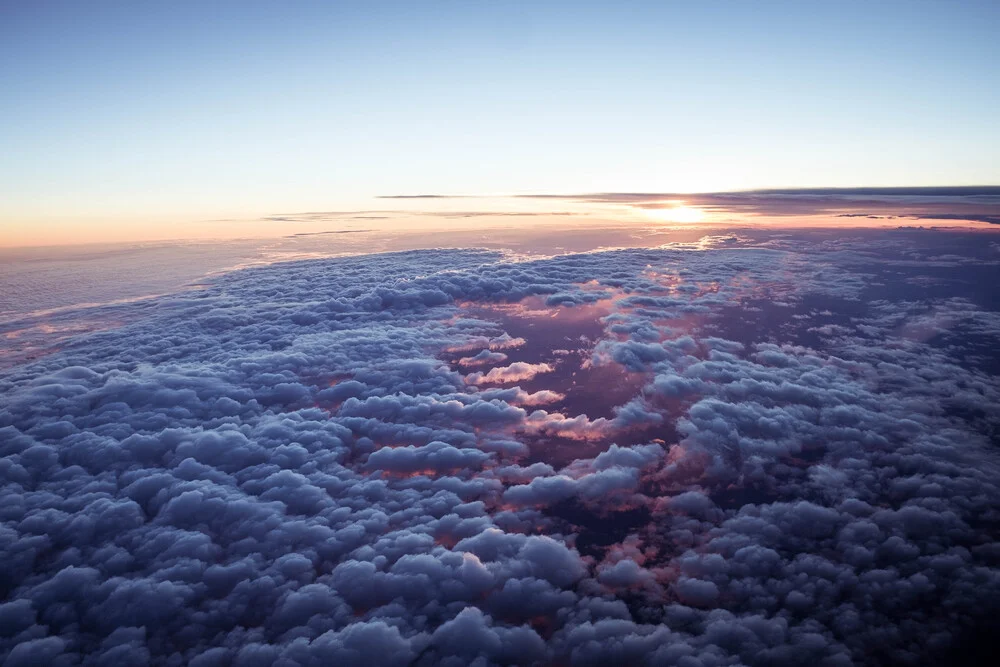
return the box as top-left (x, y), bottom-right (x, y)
top-left (5, 230), bottom-right (1000, 664)
top-left (2, 2), bottom-right (1000, 666)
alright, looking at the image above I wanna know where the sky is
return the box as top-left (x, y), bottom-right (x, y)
top-left (1, 0), bottom-right (999, 246)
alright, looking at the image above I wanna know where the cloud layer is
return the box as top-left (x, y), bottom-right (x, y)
top-left (2, 231), bottom-right (1000, 665)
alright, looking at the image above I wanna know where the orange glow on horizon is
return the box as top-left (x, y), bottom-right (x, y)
top-left (6, 192), bottom-right (1000, 248)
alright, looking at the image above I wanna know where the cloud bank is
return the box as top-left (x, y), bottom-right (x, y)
top-left (2, 231), bottom-right (1000, 665)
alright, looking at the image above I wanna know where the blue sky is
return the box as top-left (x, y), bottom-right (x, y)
top-left (1, 0), bottom-right (998, 244)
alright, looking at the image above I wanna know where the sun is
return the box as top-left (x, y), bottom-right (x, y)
top-left (643, 205), bottom-right (705, 223)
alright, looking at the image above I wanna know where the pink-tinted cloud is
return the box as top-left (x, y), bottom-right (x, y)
top-left (457, 350), bottom-right (508, 367)
top-left (467, 361), bottom-right (554, 385)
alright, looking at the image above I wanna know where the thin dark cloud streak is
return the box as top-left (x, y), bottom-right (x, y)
top-left (369, 187), bottom-right (1000, 224)
top-left (378, 187), bottom-right (1000, 200)
top-left (242, 188), bottom-right (1000, 229)
top-left (259, 211), bottom-right (584, 224)
top-left (511, 187), bottom-right (1000, 224)
top-left (377, 194), bottom-right (476, 199)
top-left (515, 186), bottom-right (1000, 199)
top-left (284, 230), bottom-right (374, 238)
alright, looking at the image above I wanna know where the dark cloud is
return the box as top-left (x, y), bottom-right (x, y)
top-left (261, 209), bottom-right (582, 226)
top-left (285, 230), bottom-right (375, 238)
top-left (513, 187), bottom-right (1000, 224)
top-left (915, 213), bottom-right (1000, 225)
top-left (377, 194), bottom-right (468, 199)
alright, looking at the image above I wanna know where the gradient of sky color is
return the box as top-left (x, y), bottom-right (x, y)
top-left (2, 0), bottom-right (999, 246)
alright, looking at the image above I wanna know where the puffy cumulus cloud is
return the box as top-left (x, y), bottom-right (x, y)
top-left (466, 361), bottom-right (554, 385)
top-left (2, 235), bottom-right (1000, 665)
top-left (503, 467), bottom-right (640, 507)
top-left (523, 410), bottom-right (612, 441)
top-left (365, 440), bottom-right (491, 475)
top-left (428, 607), bottom-right (546, 665)
top-left (443, 333), bottom-right (526, 355)
top-left (494, 388), bottom-right (566, 407)
top-left (457, 349), bottom-right (508, 367)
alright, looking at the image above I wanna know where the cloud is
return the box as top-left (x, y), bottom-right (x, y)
top-left (259, 208), bottom-right (582, 226)
top-left (457, 350), bottom-right (508, 367)
top-left (915, 213), bottom-right (1000, 225)
top-left (1, 233), bottom-right (1000, 665)
top-left (377, 194), bottom-right (465, 199)
top-left (513, 187), bottom-right (1000, 224)
top-left (285, 229), bottom-right (375, 237)
top-left (366, 441), bottom-right (491, 475)
top-left (466, 361), bottom-right (555, 385)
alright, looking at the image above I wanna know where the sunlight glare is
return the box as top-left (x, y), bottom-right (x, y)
top-left (644, 205), bottom-right (705, 223)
